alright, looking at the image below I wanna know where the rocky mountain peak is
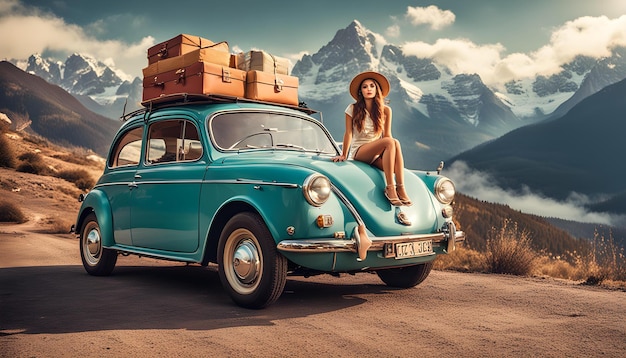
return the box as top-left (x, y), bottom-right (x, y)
top-left (292, 20), bottom-right (383, 87)
top-left (26, 54), bottom-right (62, 83)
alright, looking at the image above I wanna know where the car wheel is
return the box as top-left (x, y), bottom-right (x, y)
top-left (376, 261), bottom-right (434, 288)
top-left (218, 212), bottom-right (287, 309)
top-left (80, 212), bottom-right (117, 276)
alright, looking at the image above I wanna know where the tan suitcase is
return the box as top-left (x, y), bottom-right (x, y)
top-left (143, 61), bottom-right (246, 101)
top-left (143, 43), bottom-right (230, 77)
top-left (147, 34), bottom-right (215, 64)
top-left (236, 51), bottom-right (289, 75)
top-left (245, 70), bottom-right (298, 105)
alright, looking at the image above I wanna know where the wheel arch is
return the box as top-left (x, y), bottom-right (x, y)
top-left (76, 190), bottom-right (115, 247)
top-left (201, 200), bottom-right (263, 265)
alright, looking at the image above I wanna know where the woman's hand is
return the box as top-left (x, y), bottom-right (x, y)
top-left (332, 155), bottom-right (346, 162)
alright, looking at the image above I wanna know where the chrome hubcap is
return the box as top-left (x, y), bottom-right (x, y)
top-left (85, 228), bottom-right (101, 264)
top-left (232, 239), bottom-right (260, 284)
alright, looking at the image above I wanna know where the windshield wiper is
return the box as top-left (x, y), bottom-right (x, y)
top-left (274, 143), bottom-right (306, 151)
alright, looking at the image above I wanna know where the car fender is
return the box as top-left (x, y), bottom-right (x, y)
top-left (76, 189), bottom-right (115, 247)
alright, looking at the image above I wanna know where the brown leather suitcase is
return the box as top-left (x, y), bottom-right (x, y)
top-left (147, 34), bottom-right (215, 64)
top-left (245, 70), bottom-right (298, 105)
top-left (143, 43), bottom-right (230, 77)
top-left (236, 51), bottom-right (289, 75)
top-left (143, 62), bottom-right (246, 101)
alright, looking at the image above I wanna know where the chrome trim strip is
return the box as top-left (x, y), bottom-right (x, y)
top-left (203, 178), bottom-right (299, 188)
top-left (277, 232), bottom-right (445, 253)
top-left (277, 229), bottom-right (465, 254)
top-left (93, 178), bottom-right (299, 189)
top-left (330, 184), bottom-right (364, 226)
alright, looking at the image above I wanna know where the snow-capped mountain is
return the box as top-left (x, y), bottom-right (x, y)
top-left (292, 20), bottom-right (522, 168)
top-left (292, 20), bottom-right (626, 168)
top-left (19, 53), bottom-right (143, 119)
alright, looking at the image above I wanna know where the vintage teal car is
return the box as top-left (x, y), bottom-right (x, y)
top-left (73, 94), bottom-right (465, 308)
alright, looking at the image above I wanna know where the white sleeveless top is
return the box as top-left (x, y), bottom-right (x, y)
top-left (345, 104), bottom-right (382, 158)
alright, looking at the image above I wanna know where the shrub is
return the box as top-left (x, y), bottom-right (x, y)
top-left (0, 134), bottom-right (16, 168)
top-left (434, 246), bottom-right (487, 272)
top-left (535, 256), bottom-right (578, 280)
top-left (52, 153), bottom-right (94, 166)
top-left (0, 200), bottom-right (27, 223)
top-left (16, 152), bottom-right (51, 175)
top-left (45, 216), bottom-right (74, 234)
top-left (573, 229), bottom-right (626, 285)
top-left (55, 169), bottom-right (95, 190)
top-left (484, 219), bottom-right (538, 276)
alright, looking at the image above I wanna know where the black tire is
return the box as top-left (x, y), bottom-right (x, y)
top-left (376, 261), bottom-right (434, 288)
top-left (217, 212), bottom-right (287, 309)
top-left (80, 212), bottom-right (117, 276)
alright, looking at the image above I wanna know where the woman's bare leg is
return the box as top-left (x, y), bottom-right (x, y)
top-left (392, 139), bottom-right (411, 204)
top-left (354, 137), bottom-right (401, 203)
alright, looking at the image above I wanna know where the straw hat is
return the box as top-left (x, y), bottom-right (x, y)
top-left (349, 71), bottom-right (390, 99)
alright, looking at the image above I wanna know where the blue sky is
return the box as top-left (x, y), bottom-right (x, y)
top-left (2, 0), bottom-right (626, 86)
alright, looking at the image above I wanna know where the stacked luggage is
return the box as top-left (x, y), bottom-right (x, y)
top-left (142, 34), bottom-right (299, 106)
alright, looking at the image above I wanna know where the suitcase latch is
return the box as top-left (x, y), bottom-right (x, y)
top-left (152, 77), bottom-right (165, 89)
top-left (158, 43), bottom-right (168, 59)
top-left (175, 68), bottom-right (186, 84)
top-left (274, 77), bottom-right (284, 92)
top-left (222, 68), bottom-right (232, 83)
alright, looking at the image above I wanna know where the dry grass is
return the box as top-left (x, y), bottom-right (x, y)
top-left (55, 168), bottom-right (95, 190)
top-left (439, 219), bottom-right (626, 287)
top-left (0, 199), bottom-right (27, 223)
top-left (0, 133), bottom-right (16, 168)
top-left (44, 215), bottom-right (74, 234)
top-left (434, 246), bottom-right (486, 272)
top-left (484, 219), bottom-right (538, 276)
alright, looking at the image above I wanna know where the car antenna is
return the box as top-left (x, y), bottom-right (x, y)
top-left (122, 97), bottom-right (128, 118)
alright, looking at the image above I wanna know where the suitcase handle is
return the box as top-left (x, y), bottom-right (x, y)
top-left (269, 53), bottom-right (283, 92)
top-left (200, 41), bottom-right (229, 51)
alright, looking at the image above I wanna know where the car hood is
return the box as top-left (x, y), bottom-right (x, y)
top-left (218, 152), bottom-right (440, 235)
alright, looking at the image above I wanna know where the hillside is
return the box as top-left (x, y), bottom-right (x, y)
top-left (0, 61), bottom-right (120, 156)
top-left (450, 77), bottom-right (626, 215)
top-left (453, 193), bottom-right (594, 254)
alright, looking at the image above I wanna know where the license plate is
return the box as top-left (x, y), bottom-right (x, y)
top-left (395, 240), bottom-right (433, 259)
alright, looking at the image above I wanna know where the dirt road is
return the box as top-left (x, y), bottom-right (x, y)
top-left (1, 224), bottom-right (625, 358)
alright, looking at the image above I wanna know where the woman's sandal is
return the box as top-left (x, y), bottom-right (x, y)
top-left (396, 184), bottom-right (413, 206)
top-left (384, 185), bottom-right (403, 206)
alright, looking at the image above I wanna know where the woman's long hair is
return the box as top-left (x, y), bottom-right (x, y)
top-left (352, 79), bottom-right (385, 134)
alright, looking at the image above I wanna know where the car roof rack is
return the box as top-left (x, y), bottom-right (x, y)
top-left (121, 93), bottom-right (318, 121)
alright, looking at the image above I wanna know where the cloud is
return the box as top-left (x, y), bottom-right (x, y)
top-left (403, 39), bottom-right (505, 83)
top-left (402, 14), bottom-right (626, 88)
top-left (386, 24), bottom-right (400, 38)
top-left (0, 0), bottom-right (152, 79)
top-left (445, 161), bottom-right (626, 227)
top-left (405, 5), bottom-right (455, 30)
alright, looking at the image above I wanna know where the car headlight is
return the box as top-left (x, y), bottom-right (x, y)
top-left (303, 174), bottom-right (331, 206)
top-left (435, 177), bottom-right (456, 205)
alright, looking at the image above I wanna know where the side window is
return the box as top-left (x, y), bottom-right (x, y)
top-left (147, 119), bottom-right (203, 164)
top-left (108, 126), bottom-right (144, 168)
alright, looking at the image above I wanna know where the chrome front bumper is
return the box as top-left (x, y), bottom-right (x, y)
top-left (277, 222), bottom-right (465, 259)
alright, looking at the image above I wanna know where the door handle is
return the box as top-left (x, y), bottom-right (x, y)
top-left (128, 182), bottom-right (138, 188)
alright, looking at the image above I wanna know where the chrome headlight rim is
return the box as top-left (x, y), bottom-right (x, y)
top-left (435, 177), bottom-right (456, 205)
top-left (303, 173), bottom-right (331, 207)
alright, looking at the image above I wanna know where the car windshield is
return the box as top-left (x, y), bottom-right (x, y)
top-left (210, 111), bottom-right (338, 154)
